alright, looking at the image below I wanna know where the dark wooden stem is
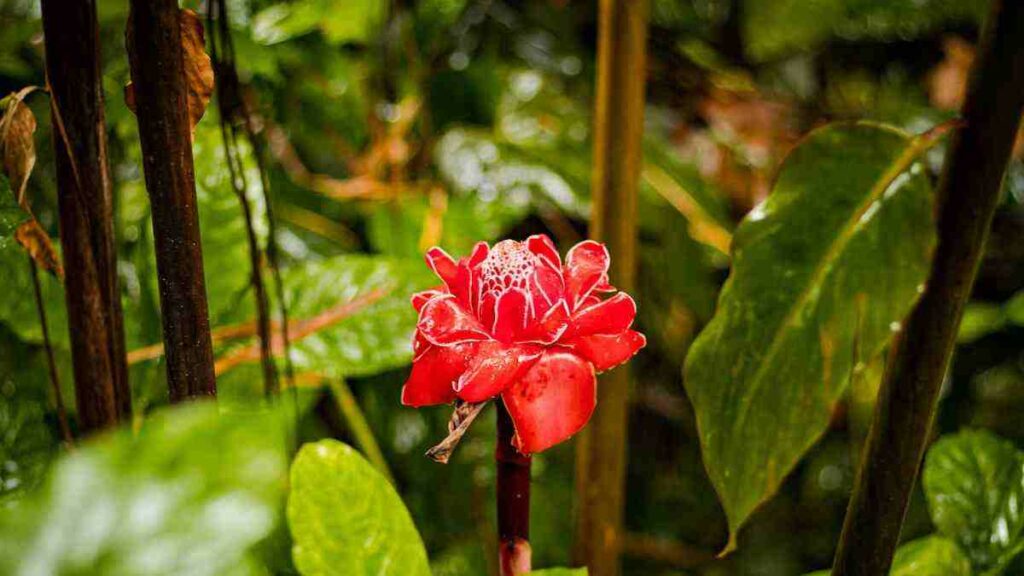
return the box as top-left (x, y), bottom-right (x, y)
top-left (40, 0), bottom-right (131, 431)
top-left (126, 0), bottom-right (217, 400)
top-left (28, 259), bottom-right (73, 445)
top-left (497, 400), bottom-right (531, 576)
top-left (208, 2), bottom-right (278, 397)
top-left (832, 2), bottom-right (1024, 575)
top-left (574, 1), bottom-right (648, 574)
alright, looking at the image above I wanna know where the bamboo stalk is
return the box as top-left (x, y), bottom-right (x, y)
top-left (497, 400), bottom-right (531, 576)
top-left (126, 0), bottom-right (217, 400)
top-left (831, 2), bottom-right (1024, 574)
top-left (207, 0), bottom-right (279, 398)
top-left (573, 1), bottom-right (649, 574)
top-left (40, 0), bottom-right (131, 431)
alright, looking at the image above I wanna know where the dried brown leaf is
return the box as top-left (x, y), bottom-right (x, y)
top-left (0, 88), bottom-right (38, 203)
top-left (124, 9), bottom-right (214, 134)
top-left (15, 219), bottom-right (63, 279)
top-left (179, 9), bottom-right (214, 132)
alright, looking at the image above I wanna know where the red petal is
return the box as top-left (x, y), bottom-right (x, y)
top-left (566, 330), bottom-right (646, 372)
top-left (518, 299), bottom-right (570, 344)
top-left (493, 288), bottom-right (531, 342)
top-left (564, 240), bottom-right (610, 309)
top-left (455, 342), bottom-right (541, 402)
top-left (529, 261), bottom-right (564, 316)
top-left (402, 342), bottom-right (478, 406)
top-left (411, 289), bottom-right (443, 313)
top-left (425, 248), bottom-right (458, 287)
top-left (502, 351), bottom-right (596, 454)
top-left (467, 241), bottom-right (489, 267)
top-left (417, 295), bottom-right (490, 346)
top-left (571, 292), bottom-right (636, 336)
top-left (526, 234), bottom-right (561, 269)
top-left (450, 261), bottom-right (476, 311)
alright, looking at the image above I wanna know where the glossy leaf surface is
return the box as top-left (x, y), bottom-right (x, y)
top-left (287, 439), bottom-right (431, 576)
top-left (684, 123), bottom-right (937, 544)
top-left (0, 403), bottom-right (290, 576)
top-left (923, 430), bottom-right (1024, 574)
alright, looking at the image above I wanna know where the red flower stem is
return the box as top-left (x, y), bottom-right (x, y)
top-left (496, 399), bottom-right (531, 576)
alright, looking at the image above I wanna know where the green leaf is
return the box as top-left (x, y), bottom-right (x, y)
top-left (0, 402), bottom-right (290, 576)
top-left (923, 430), bottom-right (1024, 574)
top-left (744, 0), bottom-right (988, 62)
top-left (958, 303), bottom-right (1007, 344)
top-left (282, 255), bottom-right (435, 378)
top-left (684, 122), bottom-right (938, 546)
top-left (287, 439), bottom-right (431, 576)
top-left (0, 175), bottom-right (29, 246)
top-left (0, 329), bottom-right (60, 503)
top-left (889, 537), bottom-right (972, 576)
top-left (253, 0), bottom-right (384, 46)
top-left (803, 536), bottom-right (971, 576)
top-left (0, 241), bottom-right (68, 349)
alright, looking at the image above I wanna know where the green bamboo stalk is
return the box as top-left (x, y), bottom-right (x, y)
top-left (573, 1), bottom-right (649, 574)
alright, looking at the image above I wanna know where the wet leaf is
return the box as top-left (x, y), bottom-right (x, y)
top-left (281, 255), bottom-right (435, 378)
top-left (923, 430), bottom-right (1024, 574)
top-left (287, 439), bottom-right (431, 576)
top-left (15, 219), bottom-right (63, 279)
top-left (0, 402), bottom-right (290, 576)
top-left (125, 9), bottom-right (214, 134)
top-left (684, 123), bottom-right (939, 547)
top-left (0, 89), bottom-right (37, 202)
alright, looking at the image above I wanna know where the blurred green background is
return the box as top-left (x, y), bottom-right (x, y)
top-left (0, 0), bottom-right (1022, 574)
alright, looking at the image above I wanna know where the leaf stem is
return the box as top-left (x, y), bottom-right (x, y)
top-left (28, 258), bottom-right (73, 447)
top-left (496, 399), bottom-right (531, 576)
top-left (327, 378), bottom-right (395, 485)
top-left (832, 2), bottom-right (1024, 574)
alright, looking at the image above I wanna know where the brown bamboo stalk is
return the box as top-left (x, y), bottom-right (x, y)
top-left (126, 0), bottom-right (216, 400)
top-left (573, 1), bottom-right (649, 574)
top-left (497, 400), bottom-right (531, 576)
top-left (40, 0), bottom-right (131, 431)
top-left (831, 2), bottom-right (1024, 574)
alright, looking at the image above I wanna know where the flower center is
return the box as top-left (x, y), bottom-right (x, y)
top-left (479, 240), bottom-right (537, 298)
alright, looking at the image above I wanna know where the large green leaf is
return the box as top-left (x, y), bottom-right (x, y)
top-left (0, 402), bottom-right (290, 576)
top-left (684, 123), bottom-right (938, 546)
top-left (287, 439), bottom-right (431, 576)
top-left (923, 430), bottom-right (1024, 574)
top-left (805, 536), bottom-right (971, 576)
top-left (282, 255), bottom-right (435, 378)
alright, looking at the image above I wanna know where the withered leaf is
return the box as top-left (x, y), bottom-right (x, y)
top-left (125, 9), bottom-right (215, 135)
top-left (0, 87), bottom-right (38, 203)
top-left (15, 219), bottom-right (63, 279)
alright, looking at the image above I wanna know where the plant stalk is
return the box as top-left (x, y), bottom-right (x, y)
top-left (126, 0), bottom-right (217, 400)
top-left (832, 1), bottom-right (1024, 574)
top-left (28, 258), bottom-right (73, 445)
top-left (497, 400), bottom-right (531, 576)
top-left (574, 0), bottom-right (648, 574)
top-left (40, 0), bottom-right (131, 430)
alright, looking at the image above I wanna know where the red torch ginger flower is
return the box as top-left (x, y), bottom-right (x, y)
top-left (402, 235), bottom-right (646, 453)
